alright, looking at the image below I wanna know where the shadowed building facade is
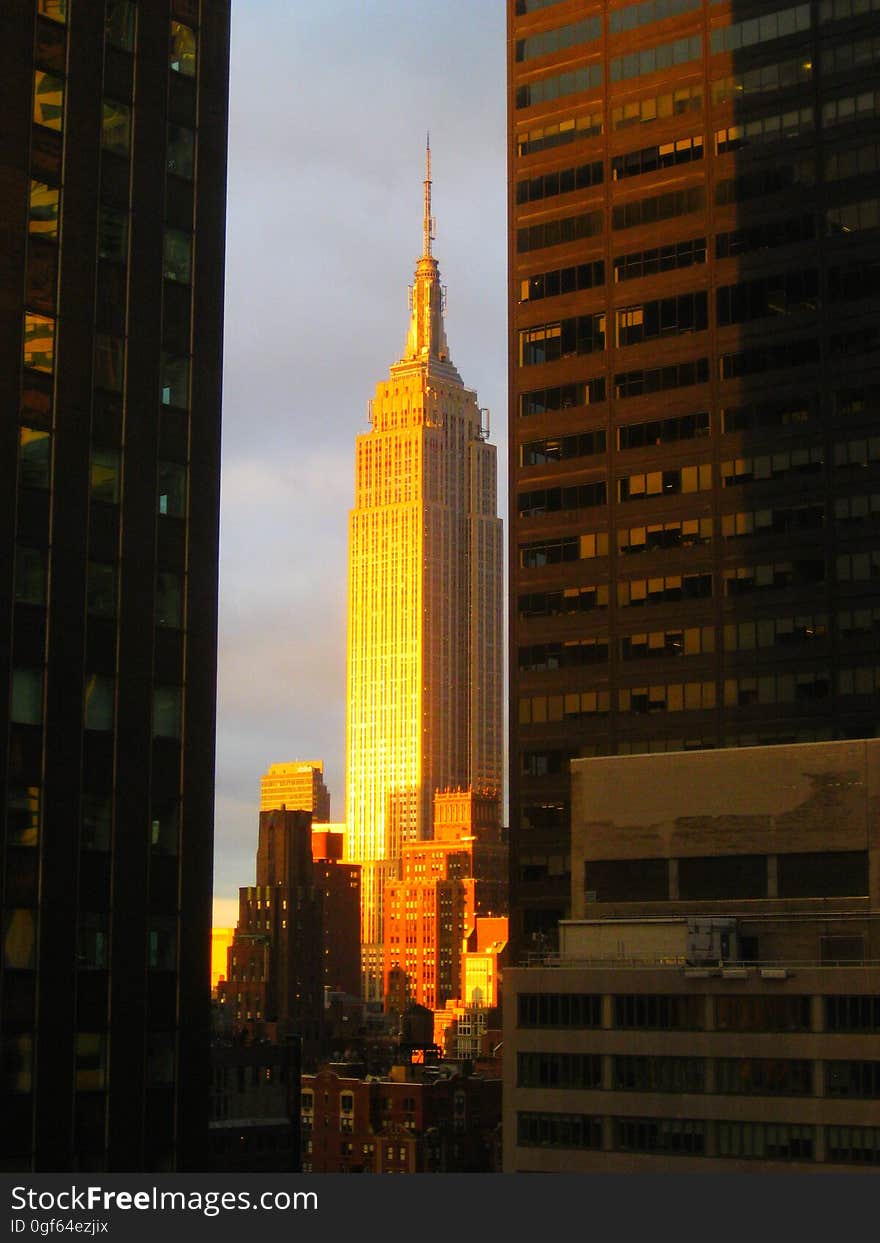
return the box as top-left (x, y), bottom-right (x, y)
top-left (508, 0), bottom-right (880, 955)
top-left (346, 147), bottom-right (503, 998)
top-left (0, 1), bottom-right (229, 1169)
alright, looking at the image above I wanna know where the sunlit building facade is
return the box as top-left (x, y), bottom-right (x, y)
top-left (508, 0), bottom-right (880, 956)
top-left (346, 148), bottom-right (503, 997)
top-left (0, 1), bottom-right (229, 1170)
top-left (260, 759), bottom-right (331, 819)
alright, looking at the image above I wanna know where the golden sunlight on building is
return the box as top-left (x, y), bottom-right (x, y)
top-left (345, 144), bottom-right (503, 999)
top-left (211, 927), bottom-right (235, 993)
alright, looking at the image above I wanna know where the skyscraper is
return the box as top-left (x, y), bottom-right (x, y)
top-left (508, 0), bottom-right (880, 952)
top-left (260, 759), bottom-right (331, 819)
top-left (345, 145), bottom-right (503, 998)
top-left (1, 1), bottom-right (229, 1170)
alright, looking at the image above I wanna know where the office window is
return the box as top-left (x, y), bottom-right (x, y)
top-left (87, 562), bottom-right (117, 617)
top-left (716, 1121), bottom-right (813, 1161)
top-left (29, 180), bottom-right (60, 238)
top-left (153, 686), bottom-right (182, 739)
top-left (19, 428), bottom-right (51, 489)
top-left (158, 461), bottom-right (186, 517)
top-left (84, 675), bottom-right (114, 731)
top-left (167, 124), bottom-right (195, 178)
top-left (75, 1034), bottom-right (107, 1091)
top-left (156, 571), bottom-right (184, 628)
top-left (169, 21), bottom-right (196, 75)
top-left (11, 671), bottom-right (43, 726)
top-left (615, 1117), bottom-right (705, 1155)
top-left (102, 100), bottom-right (131, 155)
top-left (94, 334), bottom-right (124, 392)
top-left (38, 0), bottom-right (67, 21)
top-left (33, 70), bottom-right (64, 130)
top-left (99, 206), bottom-right (129, 262)
top-left (23, 313), bottom-right (54, 373)
top-left (106, 0), bottom-right (136, 51)
top-left (90, 449), bottom-right (121, 504)
top-left (163, 229), bottom-right (192, 282)
top-left (160, 354), bottom-right (189, 407)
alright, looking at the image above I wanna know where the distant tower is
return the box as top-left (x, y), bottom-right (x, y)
top-left (260, 760), bottom-right (331, 820)
top-left (345, 142), bottom-right (503, 998)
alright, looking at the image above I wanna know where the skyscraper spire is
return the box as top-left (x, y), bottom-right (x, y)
top-left (423, 132), bottom-right (433, 259)
top-left (403, 137), bottom-right (452, 367)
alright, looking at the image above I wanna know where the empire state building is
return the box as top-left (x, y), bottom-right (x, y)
top-left (345, 145), bottom-right (503, 997)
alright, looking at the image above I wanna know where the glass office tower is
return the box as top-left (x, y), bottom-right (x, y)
top-left (508, 0), bottom-right (880, 952)
top-left (0, 0), bottom-right (229, 1170)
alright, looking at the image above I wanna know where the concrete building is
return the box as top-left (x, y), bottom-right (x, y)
top-left (504, 741), bottom-right (880, 1172)
top-left (507, 0), bottom-right (880, 954)
top-left (0, 0), bottom-right (229, 1170)
top-left (383, 791), bottom-right (508, 1012)
top-left (260, 760), bottom-right (331, 820)
top-left (345, 145), bottom-right (503, 997)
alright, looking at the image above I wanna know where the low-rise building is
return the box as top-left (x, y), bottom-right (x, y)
top-left (504, 741), bottom-right (880, 1172)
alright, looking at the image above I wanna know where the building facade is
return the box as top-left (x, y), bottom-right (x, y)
top-left (346, 147), bottom-right (503, 996)
top-left (260, 759), bottom-right (331, 820)
top-left (508, 0), bottom-right (880, 952)
top-left (383, 790), bottom-right (508, 1012)
top-left (1, 0), bottom-right (229, 1170)
top-left (504, 740), bottom-right (880, 1172)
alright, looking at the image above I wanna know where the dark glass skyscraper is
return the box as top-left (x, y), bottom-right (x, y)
top-left (508, 0), bottom-right (880, 952)
top-left (1, 0), bottom-right (229, 1170)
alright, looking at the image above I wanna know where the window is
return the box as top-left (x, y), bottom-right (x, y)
top-left (153, 686), bottom-right (182, 738)
top-left (517, 162), bottom-right (603, 206)
top-left (33, 71), bottom-right (64, 131)
top-left (84, 675), bottom-right (114, 731)
top-left (516, 16), bottom-right (601, 61)
top-left (160, 354), bottom-right (189, 407)
top-left (158, 461), bottom-right (186, 517)
top-left (29, 181), bottom-right (59, 238)
top-left (611, 84), bottom-right (701, 130)
top-left (99, 206), bottom-right (129, 262)
top-left (516, 63), bottom-right (603, 110)
top-left (169, 21), bottom-right (196, 75)
top-left (519, 260), bottom-right (605, 303)
top-left (517, 211), bottom-right (603, 254)
top-left (23, 312), bottom-right (54, 372)
top-left (517, 1112), bottom-right (602, 1150)
top-left (167, 124), bottom-right (194, 178)
top-left (11, 671), bottom-right (43, 726)
top-left (716, 996), bottom-right (811, 1032)
top-left (716, 1121), bottom-right (813, 1161)
top-left (519, 377), bottom-right (606, 416)
top-left (613, 238), bottom-right (706, 283)
top-left (612, 135), bottom-right (703, 181)
top-left (163, 229), bottom-right (192, 282)
top-left (615, 1117), bottom-right (705, 1155)
top-left (15, 548), bottom-right (46, 606)
top-left (612, 186), bottom-right (704, 231)
top-left (611, 36), bottom-right (702, 82)
top-left (102, 100), bottom-right (131, 155)
top-left (87, 562), bottom-right (117, 616)
top-left (156, 571), bottom-right (183, 627)
top-left (90, 448), bottom-right (121, 503)
top-left (77, 915), bottom-right (108, 970)
top-left (518, 993), bottom-right (602, 1028)
top-left (19, 428), bottom-right (50, 489)
top-left (517, 111), bottom-right (604, 157)
top-left (709, 5), bottom-right (811, 54)
top-left (614, 995), bottom-right (703, 1029)
top-left (106, 1), bottom-right (136, 51)
top-left (94, 334), bottom-right (124, 392)
top-left (75, 1034), bottom-right (107, 1091)
top-left (81, 794), bottom-right (111, 852)
top-left (614, 1056), bottom-right (704, 1093)
top-left (714, 1059), bottom-right (812, 1096)
top-left (38, 0), bottom-right (67, 21)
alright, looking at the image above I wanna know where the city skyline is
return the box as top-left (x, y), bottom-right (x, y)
top-left (213, 1), bottom-right (506, 922)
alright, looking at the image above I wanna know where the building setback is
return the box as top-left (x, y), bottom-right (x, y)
top-left (508, 0), bottom-right (880, 954)
top-left (346, 145), bottom-right (503, 997)
top-left (0, 1), bottom-right (229, 1170)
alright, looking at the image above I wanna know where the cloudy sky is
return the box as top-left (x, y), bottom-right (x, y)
top-left (213, 2), bottom-right (508, 921)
